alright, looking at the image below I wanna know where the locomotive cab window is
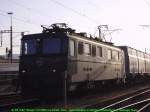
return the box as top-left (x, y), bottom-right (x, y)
top-left (97, 46), bottom-right (103, 57)
top-left (84, 43), bottom-right (91, 56)
top-left (43, 38), bottom-right (61, 54)
top-left (108, 49), bottom-right (112, 60)
top-left (78, 41), bottom-right (84, 55)
top-left (92, 45), bottom-right (96, 57)
top-left (69, 39), bottom-right (75, 56)
top-left (112, 51), bottom-right (119, 61)
top-left (22, 39), bottom-right (36, 55)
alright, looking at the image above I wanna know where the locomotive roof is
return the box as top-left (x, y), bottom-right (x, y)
top-left (67, 33), bottom-right (123, 51)
top-left (22, 23), bottom-right (122, 51)
top-left (22, 32), bottom-right (122, 50)
top-left (22, 33), bottom-right (51, 39)
top-left (119, 46), bottom-right (150, 55)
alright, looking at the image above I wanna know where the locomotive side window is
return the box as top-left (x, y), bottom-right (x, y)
top-left (112, 51), bottom-right (119, 61)
top-left (92, 45), bottom-right (96, 57)
top-left (84, 43), bottom-right (91, 56)
top-left (69, 39), bottom-right (75, 56)
top-left (43, 38), bottom-right (61, 54)
top-left (128, 48), bottom-right (132, 55)
top-left (22, 39), bottom-right (36, 55)
top-left (108, 49), bottom-right (112, 60)
top-left (97, 46), bottom-right (103, 57)
top-left (132, 49), bottom-right (137, 56)
top-left (78, 41), bottom-right (84, 55)
top-left (138, 52), bottom-right (144, 58)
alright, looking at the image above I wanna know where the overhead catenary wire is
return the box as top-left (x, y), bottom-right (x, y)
top-left (49, 0), bottom-right (98, 24)
top-left (7, 0), bottom-right (66, 22)
top-left (0, 11), bottom-right (40, 27)
top-left (4, 0), bottom-right (101, 32)
top-left (86, 0), bottom-right (101, 9)
top-left (5, 0), bottom-right (101, 29)
top-left (0, 10), bottom-right (36, 51)
top-left (6, 0), bottom-right (98, 34)
top-left (144, 0), bottom-right (150, 8)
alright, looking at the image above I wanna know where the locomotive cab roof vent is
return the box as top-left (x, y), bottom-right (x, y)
top-left (41, 23), bottom-right (75, 34)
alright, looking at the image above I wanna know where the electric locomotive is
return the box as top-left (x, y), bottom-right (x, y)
top-left (19, 23), bottom-right (126, 97)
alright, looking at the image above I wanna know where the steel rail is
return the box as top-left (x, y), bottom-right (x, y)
top-left (137, 102), bottom-right (150, 112)
top-left (111, 98), bottom-right (150, 112)
top-left (96, 88), bottom-right (150, 111)
top-left (78, 86), bottom-right (150, 108)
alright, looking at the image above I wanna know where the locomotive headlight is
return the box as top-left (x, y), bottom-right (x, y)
top-left (52, 69), bottom-right (56, 73)
top-left (22, 70), bottom-right (26, 73)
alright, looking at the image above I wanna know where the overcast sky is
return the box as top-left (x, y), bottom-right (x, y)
top-left (1, 0), bottom-right (150, 54)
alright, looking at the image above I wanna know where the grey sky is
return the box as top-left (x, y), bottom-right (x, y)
top-left (1, 0), bottom-right (150, 54)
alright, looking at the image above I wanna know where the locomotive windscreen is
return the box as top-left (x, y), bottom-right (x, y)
top-left (22, 39), bottom-right (36, 55)
top-left (21, 36), bottom-right (68, 56)
top-left (43, 38), bottom-right (61, 54)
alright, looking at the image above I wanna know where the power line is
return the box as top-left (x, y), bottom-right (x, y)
top-left (9, 0), bottom-right (102, 34)
top-left (144, 0), bottom-right (150, 8)
top-left (86, 0), bottom-right (101, 9)
top-left (7, 0), bottom-right (61, 21)
top-left (139, 25), bottom-right (150, 29)
top-left (49, 0), bottom-right (98, 24)
top-left (7, 0), bottom-right (31, 11)
top-left (5, 0), bottom-right (99, 31)
top-left (0, 9), bottom-right (41, 27)
top-left (0, 11), bottom-right (40, 27)
top-left (0, 12), bottom-right (8, 17)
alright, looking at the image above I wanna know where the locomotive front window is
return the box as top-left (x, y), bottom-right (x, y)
top-left (43, 38), bottom-right (61, 54)
top-left (22, 39), bottom-right (36, 55)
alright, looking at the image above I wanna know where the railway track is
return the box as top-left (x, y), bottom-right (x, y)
top-left (97, 89), bottom-right (150, 112)
top-left (81, 86), bottom-right (150, 112)
top-left (0, 82), bottom-right (150, 111)
top-left (0, 71), bottom-right (18, 85)
top-left (0, 98), bottom-right (39, 111)
top-left (0, 63), bottom-right (19, 72)
top-left (0, 92), bottom-right (21, 104)
top-left (0, 92), bottom-right (65, 111)
top-left (0, 92), bottom-right (19, 98)
top-left (110, 99), bottom-right (150, 112)
top-left (0, 71), bottom-right (18, 75)
top-left (0, 92), bottom-right (40, 111)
